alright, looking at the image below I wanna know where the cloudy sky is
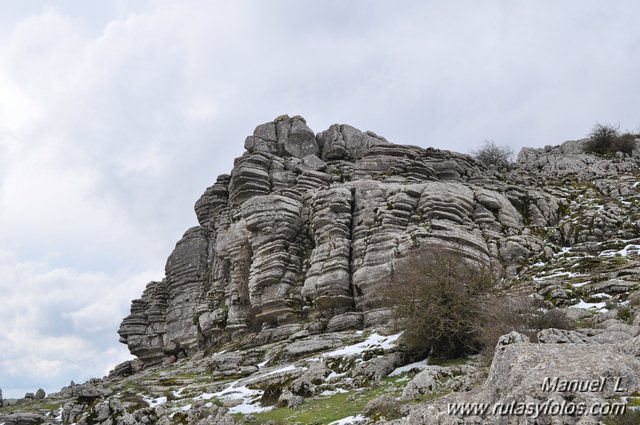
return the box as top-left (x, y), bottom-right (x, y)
top-left (1, 0), bottom-right (639, 398)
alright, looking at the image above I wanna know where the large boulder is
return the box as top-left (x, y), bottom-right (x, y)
top-left (406, 336), bottom-right (640, 424)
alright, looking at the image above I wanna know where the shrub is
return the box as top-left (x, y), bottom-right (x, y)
top-left (476, 295), bottom-right (573, 356)
top-left (383, 249), bottom-right (573, 359)
top-left (585, 123), bottom-right (637, 155)
top-left (473, 140), bottom-right (514, 171)
top-left (382, 249), bottom-right (495, 358)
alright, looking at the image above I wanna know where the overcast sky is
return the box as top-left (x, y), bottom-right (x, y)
top-left (1, 0), bottom-right (639, 398)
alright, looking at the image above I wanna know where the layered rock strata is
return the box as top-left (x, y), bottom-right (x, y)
top-left (119, 115), bottom-right (639, 366)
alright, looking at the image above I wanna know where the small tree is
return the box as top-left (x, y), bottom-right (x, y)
top-left (474, 140), bottom-right (514, 171)
top-left (382, 249), bottom-right (495, 358)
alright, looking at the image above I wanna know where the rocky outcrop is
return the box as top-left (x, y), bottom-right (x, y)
top-left (119, 116), bottom-right (640, 367)
top-left (404, 330), bottom-right (640, 425)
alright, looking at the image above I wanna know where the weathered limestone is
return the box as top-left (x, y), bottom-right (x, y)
top-left (119, 115), bottom-right (590, 366)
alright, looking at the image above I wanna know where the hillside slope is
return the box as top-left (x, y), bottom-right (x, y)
top-left (2, 116), bottom-right (640, 425)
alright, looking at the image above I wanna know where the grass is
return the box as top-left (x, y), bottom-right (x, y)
top-left (427, 357), bottom-right (469, 367)
top-left (0, 399), bottom-right (64, 416)
top-left (239, 374), bottom-right (436, 424)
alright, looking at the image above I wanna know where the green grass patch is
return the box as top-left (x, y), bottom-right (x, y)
top-left (242, 376), bottom-right (408, 424)
top-left (427, 357), bottom-right (468, 367)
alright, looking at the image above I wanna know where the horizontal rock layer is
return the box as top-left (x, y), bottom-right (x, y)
top-left (119, 115), bottom-right (640, 366)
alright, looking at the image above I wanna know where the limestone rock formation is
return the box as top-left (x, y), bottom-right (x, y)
top-left (119, 115), bottom-right (563, 366)
top-left (4, 117), bottom-right (640, 425)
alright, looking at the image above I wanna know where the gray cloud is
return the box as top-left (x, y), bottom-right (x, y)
top-left (0, 0), bottom-right (639, 397)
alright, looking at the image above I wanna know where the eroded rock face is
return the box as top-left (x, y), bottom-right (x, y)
top-left (119, 115), bottom-right (598, 366)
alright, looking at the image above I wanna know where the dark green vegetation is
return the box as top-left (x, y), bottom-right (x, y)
top-left (585, 123), bottom-right (637, 156)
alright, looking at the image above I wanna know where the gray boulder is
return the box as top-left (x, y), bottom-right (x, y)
top-left (402, 366), bottom-right (451, 399)
top-left (363, 394), bottom-right (401, 420)
top-left (1, 413), bottom-right (46, 424)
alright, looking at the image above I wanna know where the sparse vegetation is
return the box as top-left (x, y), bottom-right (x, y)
top-left (382, 249), bottom-right (495, 358)
top-left (246, 374), bottom-right (427, 424)
top-left (476, 294), bottom-right (574, 356)
top-left (383, 248), bottom-right (574, 360)
top-left (603, 409), bottom-right (640, 425)
top-left (584, 123), bottom-right (637, 155)
top-left (473, 140), bottom-right (514, 171)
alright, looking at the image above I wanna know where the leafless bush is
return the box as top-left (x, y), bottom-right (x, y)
top-left (382, 249), bottom-right (495, 358)
top-left (585, 123), bottom-right (636, 155)
top-left (473, 140), bottom-right (514, 171)
top-left (476, 294), bottom-right (573, 357)
top-left (382, 249), bottom-right (573, 360)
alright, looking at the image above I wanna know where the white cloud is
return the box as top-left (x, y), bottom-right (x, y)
top-left (0, 0), bottom-right (639, 397)
top-left (0, 250), bottom-right (155, 397)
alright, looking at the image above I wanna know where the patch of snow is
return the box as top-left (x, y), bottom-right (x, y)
top-left (142, 395), bottom-right (168, 407)
top-left (329, 414), bottom-right (367, 424)
top-left (181, 404), bottom-right (192, 411)
top-left (633, 182), bottom-right (640, 188)
top-left (389, 359), bottom-right (430, 376)
top-left (261, 364), bottom-right (299, 377)
top-left (257, 358), bottom-right (270, 368)
top-left (228, 396), bottom-right (274, 415)
top-left (536, 271), bottom-right (586, 281)
top-left (571, 281), bottom-right (590, 288)
top-left (205, 402), bottom-right (213, 408)
top-left (54, 407), bottom-right (63, 422)
top-left (323, 332), bottom-right (402, 358)
top-left (599, 244), bottom-right (640, 257)
top-left (569, 299), bottom-right (608, 311)
top-left (209, 381), bottom-right (273, 415)
top-left (555, 247), bottom-right (572, 257)
top-left (173, 388), bottom-right (185, 397)
top-left (193, 392), bottom-right (215, 401)
top-left (319, 388), bottom-right (349, 396)
top-left (589, 292), bottom-right (611, 299)
top-left (327, 370), bottom-right (348, 381)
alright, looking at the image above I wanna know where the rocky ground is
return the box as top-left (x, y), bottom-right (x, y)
top-left (3, 117), bottom-right (640, 424)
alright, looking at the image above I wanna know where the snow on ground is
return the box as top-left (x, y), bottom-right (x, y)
top-left (390, 359), bottom-right (429, 376)
top-left (570, 299), bottom-right (608, 311)
top-left (329, 414), bottom-right (367, 424)
top-left (258, 364), bottom-right (299, 378)
top-left (323, 332), bottom-right (402, 358)
top-left (193, 392), bottom-right (215, 401)
top-left (327, 370), bottom-right (348, 381)
top-left (589, 292), bottom-right (611, 299)
top-left (556, 247), bottom-right (573, 256)
top-left (209, 383), bottom-right (271, 415)
top-left (599, 244), bottom-right (640, 257)
top-left (319, 388), bottom-right (349, 396)
top-left (535, 271), bottom-right (586, 281)
top-left (202, 365), bottom-right (302, 415)
top-left (571, 281), bottom-right (590, 288)
top-left (142, 395), bottom-right (168, 407)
